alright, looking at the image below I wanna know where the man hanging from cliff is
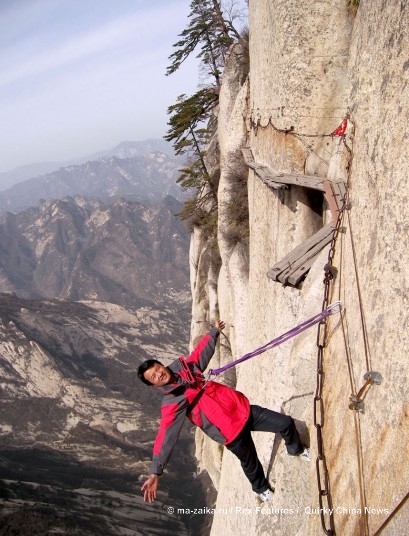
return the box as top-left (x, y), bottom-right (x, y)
top-left (138, 320), bottom-right (310, 504)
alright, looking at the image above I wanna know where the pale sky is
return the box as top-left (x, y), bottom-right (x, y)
top-left (0, 0), bottom-right (208, 173)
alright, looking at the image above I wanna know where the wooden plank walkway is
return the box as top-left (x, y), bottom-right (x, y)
top-left (267, 223), bottom-right (335, 286)
top-left (242, 147), bottom-right (325, 191)
top-left (242, 145), bottom-right (346, 287)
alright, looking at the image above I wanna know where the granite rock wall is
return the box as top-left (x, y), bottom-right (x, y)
top-left (190, 1), bottom-right (409, 535)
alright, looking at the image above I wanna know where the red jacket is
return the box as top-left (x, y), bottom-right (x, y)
top-left (150, 327), bottom-right (250, 475)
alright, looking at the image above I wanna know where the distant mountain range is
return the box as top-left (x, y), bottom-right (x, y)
top-left (0, 195), bottom-right (190, 309)
top-left (0, 145), bottom-right (185, 215)
top-left (0, 139), bottom-right (176, 191)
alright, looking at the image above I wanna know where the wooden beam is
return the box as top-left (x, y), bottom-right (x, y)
top-left (323, 179), bottom-right (348, 222)
top-left (282, 230), bottom-right (333, 285)
top-left (267, 223), bottom-right (335, 285)
top-left (242, 147), bottom-right (325, 192)
top-left (287, 252), bottom-right (323, 286)
top-left (267, 224), bottom-right (335, 280)
top-left (323, 180), bottom-right (340, 222)
top-left (337, 180), bottom-right (347, 198)
top-left (252, 164), bottom-right (288, 190)
top-left (242, 148), bottom-right (287, 190)
top-left (268, 171), bottom-right (325, 191)
top-left (242, 144), bottom-right (347, 252)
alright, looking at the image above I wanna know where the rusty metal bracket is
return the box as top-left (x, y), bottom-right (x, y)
top-left (349, 371), bottom-right (382, 413)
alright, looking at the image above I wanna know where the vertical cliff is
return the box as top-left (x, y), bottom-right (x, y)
top-left (190, 1), bottom-right (409, 535)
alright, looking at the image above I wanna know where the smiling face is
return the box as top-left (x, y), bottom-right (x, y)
top-left (143, 362), bottom-right (173, 387)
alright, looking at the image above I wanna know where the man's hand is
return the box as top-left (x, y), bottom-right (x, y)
top-left (141, 474), bottom-right (159, 503)
top-left (214, 319), bottom-right (225, 331)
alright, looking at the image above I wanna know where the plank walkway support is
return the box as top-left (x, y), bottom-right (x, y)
top-left (323, 179), bottom-right (347, 222)
top-left (242, 147), bottom-right (325, 191)
top-left (242, 146), bottom-right (346, 287)
top-left (267, 223), bottom-right (335, 286)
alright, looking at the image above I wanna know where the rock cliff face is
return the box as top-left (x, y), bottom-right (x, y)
top-left (191, 2), bottom-right (409, 535)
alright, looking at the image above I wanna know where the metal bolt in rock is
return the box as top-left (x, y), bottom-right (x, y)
top-left (349, 371), bottom-right (383, 413)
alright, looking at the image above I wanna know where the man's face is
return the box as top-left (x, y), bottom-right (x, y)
top-left (143, 363), bottom-right (173, 387)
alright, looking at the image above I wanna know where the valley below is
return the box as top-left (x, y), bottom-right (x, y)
top-left (0, 294), bottom-right (215, 535)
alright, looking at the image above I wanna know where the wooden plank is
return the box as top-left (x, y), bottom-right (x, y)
top-left (248, 163), bottom-right (287, 190)
top-left (286, 232), bottom-right (334, 285)
top-left (241, 149), bottom-right (285, 190)
top-left (254, 165), bottom-right (287, 190)
top-left (337, 180), bottom-right (347, 198)
top-left (323, 179), bottom-right (348, 221)
top-left (277, 231), bottom-right (333, 285)
top-left (271, 171), bottom-right (325, 191)
top-left (242, 147), bottom-right (325, 192)
top-left (254, 165), bottom-right (273, 181)
top-left (242, 147), bottom-right (324, 191)
top-left (253, 164), bottom-right (325, 191)
top-left (263, 179), bottom-right (288, 190)
top-left (268, 261), bottom-right (290, 282)
top-left (267, 223), bottom-right (335, 281)
top-left (331, 182), bottom-right (343, 210)
top-left (287, 251), bottom-right (324, 286)
top-left (335, 181), bottom-right (347, 205)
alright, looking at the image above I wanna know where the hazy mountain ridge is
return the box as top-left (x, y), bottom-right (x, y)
top-left (88, 139), bottom-right (176, 161)
top-left (0, 195), bottom-right (190, 308)
top-left (0, 151), bottom-right (184, 215)
top-left (0, 139), bottom-right (176, 191)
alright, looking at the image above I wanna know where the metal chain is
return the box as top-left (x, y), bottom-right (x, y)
top-left (314, 195), bottom-right (347, 536)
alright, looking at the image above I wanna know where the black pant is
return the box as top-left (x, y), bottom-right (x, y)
top-left (225, 405), bottom-right (303, 493)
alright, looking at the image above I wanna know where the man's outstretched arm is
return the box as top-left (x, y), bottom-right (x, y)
top-left (186, 319), bottom-right (225, 371)
top-left (141, 395), bottom-right (187, 502)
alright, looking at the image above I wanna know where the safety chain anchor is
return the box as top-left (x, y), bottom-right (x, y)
top-left (349, 371), bottom-right (382, 413)
top-left (314, 191), bottom-right (348, 536)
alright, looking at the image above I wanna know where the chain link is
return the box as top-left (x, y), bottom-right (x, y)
top-left (314, 195), bottom-right (347, 536)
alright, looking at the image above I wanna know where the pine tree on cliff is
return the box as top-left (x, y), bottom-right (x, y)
top-left (166, 0), bottom-right (239, 86)
top-left (164, 90), bottom-right (218, 220)
top-left (165, 0), bottom-right (242, 222)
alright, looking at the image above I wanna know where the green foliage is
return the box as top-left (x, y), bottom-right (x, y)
top-left (236, 27), bottom-right (250, 83)
top-left (165, 0), bottom-right (246, 229)
top-left (165, 89), bottom-right (219, 220)
top-left (165, 89), bottom-right (218, 157)
top-left (166, 0), bottom-right (240, 85)
top-left (183, 203), bottom-right (218, 239)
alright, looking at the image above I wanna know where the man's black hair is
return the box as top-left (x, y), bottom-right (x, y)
top-left (138, 359), bottom-right (163, 386)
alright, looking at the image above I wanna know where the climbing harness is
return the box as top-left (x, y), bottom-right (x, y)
top-left (207, 301), bottom-right (342, 379)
